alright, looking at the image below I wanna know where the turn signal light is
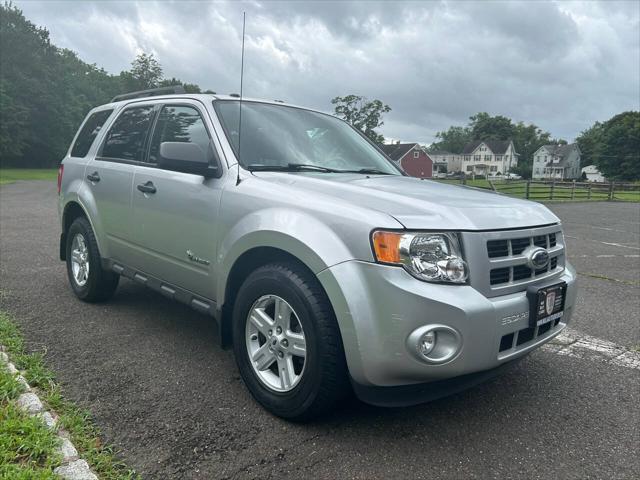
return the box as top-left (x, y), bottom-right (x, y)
top-left (371, 231), bottom-right (402, 264)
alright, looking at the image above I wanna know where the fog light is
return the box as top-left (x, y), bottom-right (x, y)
top-left (407, 325), bottom-right (462, 364)
top-left (419, 331), bottom-right (436, 356)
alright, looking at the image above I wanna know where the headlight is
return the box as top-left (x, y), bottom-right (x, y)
top-left (371, 231), bottom-right (469, 284)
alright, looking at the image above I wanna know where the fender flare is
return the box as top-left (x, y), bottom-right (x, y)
top-left (216, 207), bottom-right (356, 303)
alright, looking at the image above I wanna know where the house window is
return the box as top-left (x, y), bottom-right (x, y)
top-left (464, 155), bottom-right (470, 161)
top-left (474, 155), bottom-right (481, 161)
top-left (490, 165), bottom-right (497, 172)
top-left (413, 151), bottom-right (419, 158)
top-left (505, 155), bottom-right (509, 161)
top-left (466, 165), bottom-right (473, 172)
top-left (535, 168), bottom-right (540, 174)
top-left (544, 155), bottom-right (547, 161)
top-left (484, 155), bottom-right (491, 161)
top-left (495, 155), bottom-right (502, 161)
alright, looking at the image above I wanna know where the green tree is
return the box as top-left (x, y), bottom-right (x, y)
top-left (331, 95), bottom-right (391, 144)
top-left (428, 125), bottom-right (471, 153)
top-left (121, 52), bottom-right (163, 91)
top-left (577, 112), bottom-right (639, 181)
top-left (159, 77), bottom-right (202, 93)
top-left (469, 112), bottom-right (515, 140)
top-left (576, 122), bottom-right (603, 169)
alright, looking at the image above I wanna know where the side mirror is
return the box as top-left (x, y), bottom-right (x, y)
top-left (158, 142), bottom-right (218, 178)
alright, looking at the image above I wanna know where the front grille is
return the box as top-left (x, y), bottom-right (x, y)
top-left (482, 228), bottom-right (564, 291)
top-left (533, 235), bottom-right (547, 248)
top-left (511, 237), bottom-right (531, 255)
top-left (490, 267), bottom-right (510, 285)
top-left (513, 265), bottom-right (532, 281)
top-left (486, 233), bottom-right (558, 259)
top-left (487, 240), bottom-right (509, 258)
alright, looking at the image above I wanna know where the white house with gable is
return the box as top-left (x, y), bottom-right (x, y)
top-left (532, 144), bottom-right (581, 180)
top-left (460, 140), bottom-right (518, 176)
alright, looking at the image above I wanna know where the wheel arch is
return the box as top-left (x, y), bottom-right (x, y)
top-left (218, 245), bottom-right (332, 348)
top-left (60, 201), bottom-right (89, 260)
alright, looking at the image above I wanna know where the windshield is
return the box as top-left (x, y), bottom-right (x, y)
top-left (214, 100), bottom-right (401, 174)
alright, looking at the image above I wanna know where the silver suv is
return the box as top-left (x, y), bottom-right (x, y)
top-left (58, 88), bottom-right (577, 420)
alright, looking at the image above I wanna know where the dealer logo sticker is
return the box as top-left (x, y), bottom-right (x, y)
top-left (545, 291), bottom-right (556, 315)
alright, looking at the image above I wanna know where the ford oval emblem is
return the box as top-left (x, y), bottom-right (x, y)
top-left (528, 247), bottom-right (550, 270)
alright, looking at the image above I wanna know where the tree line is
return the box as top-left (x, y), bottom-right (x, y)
top-left (0, 3), bottom-right (208, 168)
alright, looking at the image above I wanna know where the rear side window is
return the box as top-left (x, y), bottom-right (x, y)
top-left (70, 109), bottom-right (113, 158)
top-left (148, 105), bottom-right (211, 164)
top-left (100, 105), bottom-right (155, 162)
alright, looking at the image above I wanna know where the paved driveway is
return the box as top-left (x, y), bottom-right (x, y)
top-left (1, 181), bottom-right (638, 479)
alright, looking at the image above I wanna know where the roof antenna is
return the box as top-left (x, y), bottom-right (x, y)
top-left (236, 12), bottom-right (246, 186)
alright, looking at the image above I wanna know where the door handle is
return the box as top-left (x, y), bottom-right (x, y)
top-left (137, 181), bottom-right (157, 194)
top-left (86, 171), bottom-right (100, 183)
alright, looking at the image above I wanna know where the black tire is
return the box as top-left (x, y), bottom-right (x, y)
top-left (65, 217), bottom-right (119, 302)
top-left (232, 262), bottom-right (350, 421)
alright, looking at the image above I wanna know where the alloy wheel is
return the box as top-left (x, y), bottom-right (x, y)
top-left (70, 233), bottom-right (89, 287)
top-left (245, 295), bottom-right (307, 392)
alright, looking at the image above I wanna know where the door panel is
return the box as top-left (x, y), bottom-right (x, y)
top-left (87, 104), bottom-right (156, 263)
top-left (84, 159), bottom-right (134, 261)
top-left (129, 103), bottom-right (222, 300)
top-left (130, 167), bottom-right (222, 299)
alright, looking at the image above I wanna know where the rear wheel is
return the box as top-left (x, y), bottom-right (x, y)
top-left (65, 217), bottom-right (119, 302)
top-left (232, 262), bottom-right (350, 421)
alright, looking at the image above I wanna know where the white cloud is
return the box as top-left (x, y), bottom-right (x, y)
top-left (16, 0), bottom-right (640, 144)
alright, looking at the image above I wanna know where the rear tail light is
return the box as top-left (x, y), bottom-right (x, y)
top-left (57, 164), bottom-right (64, 195)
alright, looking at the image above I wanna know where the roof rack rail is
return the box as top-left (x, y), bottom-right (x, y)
top-left (111, 85), bottom-right (186, 103)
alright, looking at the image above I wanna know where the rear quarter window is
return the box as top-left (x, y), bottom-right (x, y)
top-left (70, 109), bottom-right (113, 158)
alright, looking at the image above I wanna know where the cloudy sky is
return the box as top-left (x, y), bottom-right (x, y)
top-left (17, 0), bottom-right (640, 144)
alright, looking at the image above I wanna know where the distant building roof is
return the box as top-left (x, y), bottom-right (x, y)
top-left (461, 140), bottom-right (514, 155)
top-left (380, 143), bottom-right (420, 161)
top-left (540, 143), bottom-right (579, 167)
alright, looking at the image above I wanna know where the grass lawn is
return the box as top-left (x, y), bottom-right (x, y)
top-left (0, 310), bottom-right (139, 479)
top-left (0, 168), bottom-right (58, 185)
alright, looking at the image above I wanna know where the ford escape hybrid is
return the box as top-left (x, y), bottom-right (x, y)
top-left (58, 87), bottom-right (577, 420)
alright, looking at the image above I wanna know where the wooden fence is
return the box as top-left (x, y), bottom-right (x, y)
top-left (449, 178), bottom-right (640, 202)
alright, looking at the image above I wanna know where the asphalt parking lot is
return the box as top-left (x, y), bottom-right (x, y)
top-left (1, 181), bottom-right (638, 479)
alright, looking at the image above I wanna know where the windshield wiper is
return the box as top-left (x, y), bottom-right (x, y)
top-left (246, 164), bottom-right (392, 175)
top-left (339, 168), bottom-right (393, 175)
top-left (247, 163), bottom-right (339, 173)
top-left (288, 163), bottom-right (340, 172)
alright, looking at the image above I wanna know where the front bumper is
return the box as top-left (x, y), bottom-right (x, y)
top-left (317, 260), bottom-right (577, 390)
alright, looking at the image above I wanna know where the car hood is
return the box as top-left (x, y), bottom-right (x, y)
top-left (252, 172), bottom-right (560, 231)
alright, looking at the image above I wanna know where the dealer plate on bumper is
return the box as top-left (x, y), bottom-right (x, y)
top-left (527, 282), bottom-right (567, 328)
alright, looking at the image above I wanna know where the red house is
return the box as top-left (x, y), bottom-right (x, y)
top-left (379, 143), bottom-right (433, 178)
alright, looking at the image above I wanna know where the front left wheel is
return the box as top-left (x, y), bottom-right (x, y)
top-left (65, 217), bottom-right (119, 302)
top-left (232, 262), bottom-right (350, 421)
